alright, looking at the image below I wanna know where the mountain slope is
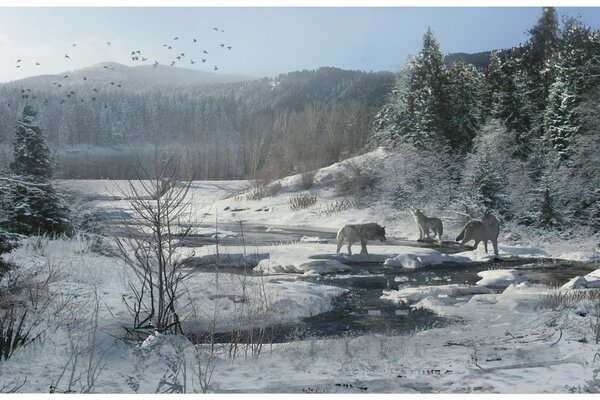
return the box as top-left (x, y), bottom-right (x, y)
top-left (4, 62), bottom-right (256, 89)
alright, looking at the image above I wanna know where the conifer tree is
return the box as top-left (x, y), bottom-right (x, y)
top-left (10, 105), bottom-right (53, 179)
top-left (447, 60), bottom-right (485, 151)
top-left (1, 105), bottom-right (71, 236)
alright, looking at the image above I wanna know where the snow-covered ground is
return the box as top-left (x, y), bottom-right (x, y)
top-left (1, 148), bottom-right (599, 393)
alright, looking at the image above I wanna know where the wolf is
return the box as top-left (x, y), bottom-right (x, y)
top-left (410, 206), bottom-right (443, 243)
top-left (336, 223), bottom-right (386, 255)
top-left (456, 212), bottom-right (500, 256)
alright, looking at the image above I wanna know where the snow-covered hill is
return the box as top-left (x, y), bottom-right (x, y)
top-left (3, 62), bottom-right (256, 89)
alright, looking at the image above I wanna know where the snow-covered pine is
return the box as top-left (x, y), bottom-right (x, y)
top-left (0, 105), bottom-right (72, 236)
top-left (10, 105), bottom-right (53, 179)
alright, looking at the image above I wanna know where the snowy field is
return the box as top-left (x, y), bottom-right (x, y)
top-left (2, 149), bottom-right (600, 393)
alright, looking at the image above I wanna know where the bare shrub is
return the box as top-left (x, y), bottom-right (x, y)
top-left (116, 154), bottom-right (195, 336)
top-left (299, 170), bottom-right (317, 190)
top-left (319, 198), bottom-right (356, 216)
top-left (540, 289), bottom-right (600, 309)
top-left (242, 181), bottom-right (281, 201)
top-left (0, 306), bottom-right (36, 361)
top-left (288, 193), bottom-right (319, 211)
top-left (334, 160), bottom-right (381, 195)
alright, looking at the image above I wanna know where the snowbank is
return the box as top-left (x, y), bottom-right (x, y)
top-left (381, 284), bottom-right (493, 304)
top-left (476, 269), bottom-right (528, 287)
top-left (383, 247), bottom-right (472, 269)
top-left (256, 257), bottom-right (350, 275)
top-left (561, 268), bottom-right (600, 289)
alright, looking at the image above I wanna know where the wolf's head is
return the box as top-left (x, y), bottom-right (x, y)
top-left (409, 206), bottom-right (420, 217)
top-left (376, 225), bottom-right (386, 242)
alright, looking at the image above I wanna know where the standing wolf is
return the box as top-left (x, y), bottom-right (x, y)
top-left (456, 212), bottom-right (500, 256)
top-left (336, 223), bottom-right (386, 255)
top-left (410, 207), bottom-right (443, 243)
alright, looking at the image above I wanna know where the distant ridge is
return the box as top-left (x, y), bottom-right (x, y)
top-left (445, 51), bottom-right (493, 72)
top-left (3, 61), bottom-right (256, 88)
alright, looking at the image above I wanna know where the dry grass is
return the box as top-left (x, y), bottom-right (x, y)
top-left (288, 193), bottom-right (319, 211)
top-left (319, 198), bottom-right (356, 215)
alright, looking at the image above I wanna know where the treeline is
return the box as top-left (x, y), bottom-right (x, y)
top-left (0, 68), bottom-right (394, 179)
top-left (371, 7), bottom-right (600, 232)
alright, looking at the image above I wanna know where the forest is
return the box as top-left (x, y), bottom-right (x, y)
top-left (1, 7), bottom-right (599, 237)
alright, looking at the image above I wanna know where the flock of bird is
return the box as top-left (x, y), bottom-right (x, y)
top-left (10, 27), bottom-right (232, 108)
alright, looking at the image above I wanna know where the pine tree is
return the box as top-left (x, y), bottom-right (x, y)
top-left (1, 105), bottom-right (71, 236)
top-left (521, 6), bottom-right (560, 108)
top-left (447, 60), bottom-right (485, 151)
top-left (543, 18), bottom-right (600, 162)
top-left (371, 27), bottom-right (452, 150)
top-left (460, 120), bottom-right (513, 218)
top-left (11, 105), bottom-right (53, 179)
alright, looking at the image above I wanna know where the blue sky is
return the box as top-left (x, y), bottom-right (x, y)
top-left (1, 7), bottom-right (600, 82)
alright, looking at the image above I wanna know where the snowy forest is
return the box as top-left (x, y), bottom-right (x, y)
top-left (1, 6), bottom-right (600, 394)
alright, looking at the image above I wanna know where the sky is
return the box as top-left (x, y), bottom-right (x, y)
top-left (2, 6), bottom-right (600, 82)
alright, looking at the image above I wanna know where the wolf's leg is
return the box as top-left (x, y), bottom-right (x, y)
top-left (484, 240), bottom-right (488, 253)
top-left (336, 238), bottom-right (343, 253)
top-left (473, 240), bottom-right (480, 250)
top-left (418, 227), bottom-right (424, 240)
top-left (492, 239), bottom-right (499, 256)
top-left (360, 239), bottom-right (368, 254)
top-left (347, 242), bottom-right (352, 255)
top-left (459, 238), bottom-right (468, 248)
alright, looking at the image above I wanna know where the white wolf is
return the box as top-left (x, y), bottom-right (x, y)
top-left (410, 206), bottom-right (443, 243)
top-left (456, 212), bottom-right (500, 256)
top-left (336, 223), bottom-right (386, 255)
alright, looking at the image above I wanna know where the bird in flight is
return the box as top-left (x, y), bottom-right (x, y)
top-left (190, 59), bottom-right (196, 64)
top-left (193, 38), bottom-right (197, 42)
top-left (176, 56), bottom-right (181, 60)
top-left (154, 60), bottom-right (159, 67)
top-left (220, 44), bottom-right (225, 48)
top-left (213, 27), bottom-right (218, 31)
top-left (72, 43), bottom-right (77, 47)
top-left (227, 46), bottom-right (232, 50)
top-left (64, 75), bottom-right (69, 78)
top-left (168, 46), bottom-right (172, 49)
top-left (16, 59), bottom-right (21, 63)
top-left (93, 88), bottom-right (99, 92)
top-left (65, 54), bottom-right (70, 59)
top-left (214, 65), bottom-right (218, 70)
top-left (180, 53), bottom-right (185, 57)
top-left (201, 58), bottom-right (206, 62)
top-left (110, 82), bottom-right (115, 85)
top-left (142, 57), bottom-right (148, 61)
top-left (16, 65), bottom-right (21, 68)
top-left (107, 41), bottom-right (111, 46)
top-left (203, 50), bottom-right (208, 54)
top-left (170, 61), bottom-right (175, 66)
top-left (35, 62), bottom-right (40, 65)
top-left (103, 65), bottom-right (109, 69)
top-left (174, 36), bottom-right (179, 40)
top-left (83, 77), bottom-right (87, 80)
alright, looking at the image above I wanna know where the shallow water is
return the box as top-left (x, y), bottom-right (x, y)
top-left (192, 257), bottom-right (598, 343)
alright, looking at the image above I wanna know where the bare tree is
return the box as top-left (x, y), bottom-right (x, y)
top-left (116, 153), bottom-right (194, 336)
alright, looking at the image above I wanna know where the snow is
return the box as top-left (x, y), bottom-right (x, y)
top-left (381, 284), bottom-right (494, 304)
top-left (2, 148), bottom-right (600, 393)
top-left (476, 269), bottom-right (528, 287)
top-left (561, 268), bottom-right (600, 289)
top-left (383, 247), bottom-right (472, 269)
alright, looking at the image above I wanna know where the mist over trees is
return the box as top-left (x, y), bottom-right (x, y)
top-left (0, 7), bottom-right (597, 235)
top-left (371, 7), bottom-right (600, 232)
top-left (0, 68), bottom-right (394, 180)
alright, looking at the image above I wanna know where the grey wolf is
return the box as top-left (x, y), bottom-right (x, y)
top-left (456, 212), bottom-right (500, 256)
top-left (410, 206), bottom-right (443, 243)
top-left (336, 223), bottom-right (386, 255)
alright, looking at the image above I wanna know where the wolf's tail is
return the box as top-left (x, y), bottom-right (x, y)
top-left (456, 227), bottom-right (465, 242)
